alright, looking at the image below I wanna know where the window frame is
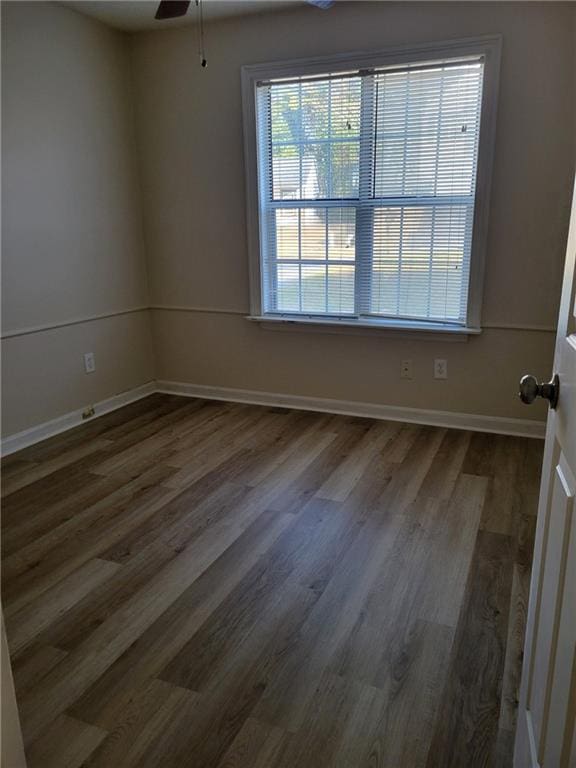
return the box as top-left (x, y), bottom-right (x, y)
top-left (241, 35), bottom-right (502, 335)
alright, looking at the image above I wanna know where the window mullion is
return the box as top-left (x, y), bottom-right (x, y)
top-left (355, 73), bottom-right (376, 317)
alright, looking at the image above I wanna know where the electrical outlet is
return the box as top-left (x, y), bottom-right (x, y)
top-left (400, 360), bottom-right (413, 380)
top-left (434, 358), bottom-right (447, 379)
top-left (84, 352), bottom-right (96, 374)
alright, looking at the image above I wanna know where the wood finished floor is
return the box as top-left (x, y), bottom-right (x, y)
top-left (1, 394), bottom-right (543, 768)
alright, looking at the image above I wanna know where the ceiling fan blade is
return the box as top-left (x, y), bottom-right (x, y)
top-left (155, 1), bottom-right (191, 20)
top-left (307, 0), bottom-right (335, 8)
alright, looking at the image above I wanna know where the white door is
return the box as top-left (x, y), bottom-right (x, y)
top-left (514, 176), bottom-right (576, 767)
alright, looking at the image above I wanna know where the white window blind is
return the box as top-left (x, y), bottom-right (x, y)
top-left (255, 57), bottom-right (485, 326)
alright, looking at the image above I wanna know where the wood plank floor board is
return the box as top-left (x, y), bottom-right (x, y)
top-left (7, 393), bottom-right (175, 465)
top-left (156, 583), bottom-right (320, 768)
top-left (425, 530), bottom-right (515, 768)
top-left (0, 395), bottom-right (541, 767)
top-left (215, 717), bottom-right (289, 768)
top-left (417, 473), bottom-right (488, 627)
top-left (11, 644), bottom-right (68, 699)
top-left (80, 678), bottom-right (199, 768)
top-left (498, 562), bottom-right (532, 735)
top-left (161, 407), bottom-right (295, 489)
top-left (1, 438), bottom-right (115, 498)
top-left (158, 496), bottom-right (356, 693)
top-left (88, 398), bottom-right (211, 467)
top-left (2, 465), bottom-right (180, 616)
top-left (356, 620), bottom-right (455, 768)
top-left (113, 686), bottom-right (203, 768)
top-left (89, 400), bottom-right (232, 478)
top-left (0, 457), bottom-right (39, 484)
top-left (5, 558), bottom-right (121, 658)
top-left (68, 508), bottom-right (295, 730)
top-left (375, 426), bottom-right (447, 515)
top-left (205, 410), bottom-right (330, 489)
top-left (2, 462), bottom-right (176, 586)
top-left (17, 508), bottom-right (293, 744)
top-left (270, 672), bottom-right (380, 768)
top-left (330, 494), bottom-right (457, 688)
top-left (37, 537), bottom-right (187, 652)
top-left (0, 396), bottom-right (193, 511)
top-left (25, 713), bottom-right (108, 768)
top-left (0, 449), bottom-right (118, 526)
top-left (1, 472), bottom-right (131, 559)
top-left (87, 394), bottom-right (194, 443)
top-left (249, 512), bottom-right (404, 732)
top-left (417, 428), bottom-right (472, 501)
top-left (314, 420), bottom-right (398, 502)
top-left (266, 421), bottom-right (372, 515)
top-left (380, 422), bottom-right (421, 464)
top-left (99, 481), bottom-right (252, 565)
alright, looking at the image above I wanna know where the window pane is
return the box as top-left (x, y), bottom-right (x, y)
top-left (302, 81), bottom-right (330, 140)
top-left (275, 209), bottom-right (299, 259)
top-left (301, 209), bottom-right (326, 260)
top-left (331, 142), bottom-right (359, 198)
top-left (373, 63), bottom-right (483, 198)
top-left (330, 79), bottom-right (361, 137)
top-left (270, 76), bottom-right (361, 201)
top-left (276, 263), bottom-right (300, 312)
top-left (270, 83), bottom-right (299, 143)
top-left (370, 207), bottom-right (402, 316)
top-left (370, 204), bottom-right (470, 321)
top-left (301, 264), bottom-right (327, 313)
top-left (268, 207), bottom-right (356, 315)
top-left (272, 145), bottom-right (301, 200)
top-left (327, 208), bottom-right (355, 261)
top-left (328, 263), bottom-right (355, 314)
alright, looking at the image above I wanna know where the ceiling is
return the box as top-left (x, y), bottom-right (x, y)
top-left (64, 1), bottom-right (307, 31)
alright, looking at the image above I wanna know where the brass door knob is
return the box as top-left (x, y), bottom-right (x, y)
top-left (519, 374), bottom-right (559, 409)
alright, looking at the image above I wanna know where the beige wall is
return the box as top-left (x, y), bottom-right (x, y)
top-left (2, 2), bottom-right (574, 439)
top-left (132, 1), bottom-right (575, 424)
top-left (1, 312), bottom-right (153, 437)
top-left (1, 1), bottom-right (153, 437)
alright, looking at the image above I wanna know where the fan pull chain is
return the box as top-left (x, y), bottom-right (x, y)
top-left (196, 0), bottom-right (207, 67)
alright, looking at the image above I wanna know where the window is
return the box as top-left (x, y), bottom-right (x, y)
top-left (242, 38), bottom-right (501, 334)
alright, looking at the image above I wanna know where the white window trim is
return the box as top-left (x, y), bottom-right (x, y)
top-left (241, 35), bottom-right (502, 336)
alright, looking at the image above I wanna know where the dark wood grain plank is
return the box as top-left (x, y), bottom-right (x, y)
top-left (0, 396), bottom-right (541, 768)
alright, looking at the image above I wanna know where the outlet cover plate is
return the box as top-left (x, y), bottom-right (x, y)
top-left (401, 360), bottom-right (413, 380)
top-left (434, 359), bottom-right (447, 379)
top-left (84, 352), bottom-right (96, 374)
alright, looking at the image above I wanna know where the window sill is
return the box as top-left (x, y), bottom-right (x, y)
top-left (247, 314), bottom-right (481, 342)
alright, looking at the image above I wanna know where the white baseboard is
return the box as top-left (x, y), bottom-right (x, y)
top-left (1, 382), bottom-right (156, 456)
top-left (157, 380), bottom-right (546, 439)
top-left (1, 377), bottom-right (545, 456)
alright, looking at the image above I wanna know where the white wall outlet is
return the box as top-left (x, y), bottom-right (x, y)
top-left (434, 358), bottom-right (447, 379)
top-left (400, 359), bottom-right (413, 380)
top-left (84, 352), bottom-right (96, 374)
